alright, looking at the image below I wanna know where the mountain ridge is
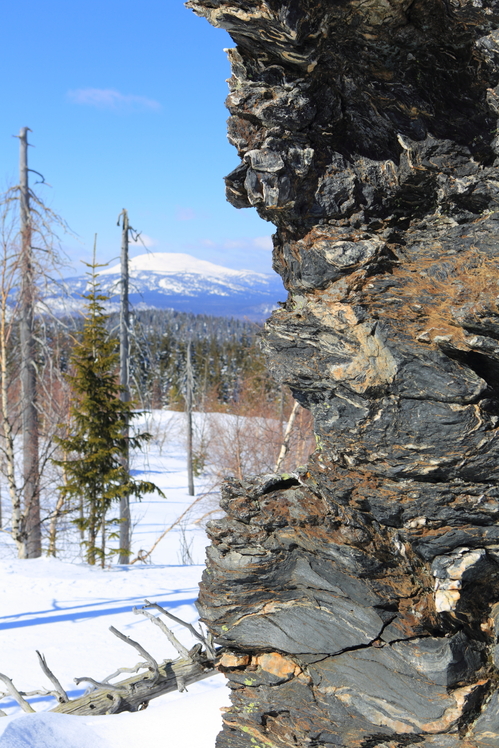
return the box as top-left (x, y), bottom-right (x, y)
top-left (49, 252), bottom-right (285, 321)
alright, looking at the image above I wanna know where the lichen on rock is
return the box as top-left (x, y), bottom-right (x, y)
top-left (186, 0), bottom-right (499, 745)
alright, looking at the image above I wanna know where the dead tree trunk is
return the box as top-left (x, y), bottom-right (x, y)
top-left (186, 340), bottom-right (194, 496)
top-left (18, 126), bottom-right (40, 559)
top-left (118, 209), bottom-right (130, 563)
top-left (0, 601), bottom-right (219, 717)
top-left (52, 654), bottom-right (218, 716)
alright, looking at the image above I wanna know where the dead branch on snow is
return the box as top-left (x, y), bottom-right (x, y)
top-left (0, 600), bottom-right (221, 717)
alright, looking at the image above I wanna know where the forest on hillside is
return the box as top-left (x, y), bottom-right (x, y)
top-left (41, 307), bottom-right (279, 412)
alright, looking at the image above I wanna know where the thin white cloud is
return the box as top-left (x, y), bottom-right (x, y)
top-left (67, 88), bottom-right (161, 112)
top-left (253, 236), bottom-right (273, 250)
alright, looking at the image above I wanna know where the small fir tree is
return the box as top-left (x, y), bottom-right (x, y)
top-left (53, 255), bottom-right (161, 565)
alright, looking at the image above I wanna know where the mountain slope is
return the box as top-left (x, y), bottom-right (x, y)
top-left (53, 252), bottom-right (285, 320)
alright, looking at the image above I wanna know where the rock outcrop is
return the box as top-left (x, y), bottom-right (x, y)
top-left (186, 0), bottom-right (499, 745)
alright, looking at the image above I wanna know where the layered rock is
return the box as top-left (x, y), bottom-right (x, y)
top-left (186, 0), bottom-right (499, 745)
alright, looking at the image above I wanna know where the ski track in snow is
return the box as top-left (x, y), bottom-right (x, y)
top-left (0, 411), bottom-right (230, 748)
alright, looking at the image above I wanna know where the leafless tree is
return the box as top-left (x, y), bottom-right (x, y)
top-left (0, 129), bottom-right (72, 559)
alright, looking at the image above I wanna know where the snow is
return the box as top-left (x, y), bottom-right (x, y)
top-left (0, 411), bottom-right (231, 748)
top-left (99, 251), bottom-right (268, 283)
top-left (96, 251), bottom-right (274, 298)
top-left (46, 250), bottom-right (283, 319)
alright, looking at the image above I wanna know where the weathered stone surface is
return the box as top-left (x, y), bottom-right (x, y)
top-left (186, 0), bottom-right (499, 745)
top-left (391, 633), bottom-right (483, 687)
top-left (471, 692), bottom-right (499, 746)
top-left (309, 647), bottom-right (486, 733)
top-left (218, 597), bottom-right (386, 654)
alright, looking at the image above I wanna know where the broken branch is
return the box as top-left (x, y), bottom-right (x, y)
top-left (36, 650), bottom-right (68, 703)
top-left (0, 673), bottom-right (35, 714)
top-left (109, 626), bottom-right (159, 681)
top-left (142, 600), bottom-right (216, 659)
top-left (133, 607), bottom-right (190, 659)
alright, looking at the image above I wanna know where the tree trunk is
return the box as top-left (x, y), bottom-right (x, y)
top-left (186, 341), bottom-right (194, 496)
top-left (101, 513), bottom-right (106, 568)
top-left (18, 127), bottom-right (40, 559)
top-left (47, 493), bottom-right (65, 558)
top-left (187, 3), bottom-right (499, 747)
top-left (87, 499), bottom-right (98, 565)
top-left (118, 209), bottom-right (130, 563)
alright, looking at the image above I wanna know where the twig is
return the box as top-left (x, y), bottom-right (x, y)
top-left (274, 400), bottom-right (300, 472)
top-left (193, 508), bottom-right (222, 525)
top-left (101, 662), bottom-right (150, 684)
top-left (74, 677), bottom-right (124, 692)
top-left (130, 490), bottom-right (213, 564)
top-left (143, 600), bottom-right (216, 659)
top-left (20, 688), bottom-right (67, 700)
top-left (0, 673), bottom-right (35, 713)
top-left (109, 626), bottom-right (159, 681)
top-left (36, 650), bottom-right (68, 703)
top-left (133, 607), bottom-right (190, 659)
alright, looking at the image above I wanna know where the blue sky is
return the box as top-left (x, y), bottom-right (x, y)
top-left (0, 1), bottom-right (273, 275)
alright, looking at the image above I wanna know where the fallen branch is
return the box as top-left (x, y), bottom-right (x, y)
top-left (0, 673), bottom-right (35, 714)
top-left (98, 661), bottom-right (150, 685)
top-left (0, 601), bottom-right (222, 717)
top-left (36, 651), bottom-right (68, 703)
top-left (142, 600), bottom-right (216, 659)
top-left (109, 626), bottom-right (160, 682)
top-left (133, 607), bottom-right (190, 659)
top-left (53, 652), bottom-right (219, 715)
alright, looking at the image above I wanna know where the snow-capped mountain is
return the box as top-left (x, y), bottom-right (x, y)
top-left (51, 252), bottom-right (285, 321)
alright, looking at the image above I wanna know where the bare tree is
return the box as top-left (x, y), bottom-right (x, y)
top-left (117, 209), bottom-right (131, 562)
top-left (0, 129), bottom-right (72, 559)
top-left (186, 340), bottom-right (195, 496)
top-left (18, 127), bottom-right (41, 557)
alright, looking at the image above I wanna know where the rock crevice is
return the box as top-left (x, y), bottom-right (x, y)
top-left (187, 0), bottom-right (499, 745)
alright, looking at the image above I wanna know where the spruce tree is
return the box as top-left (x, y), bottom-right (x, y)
top-left (53, 255), bottom-right (160, 565)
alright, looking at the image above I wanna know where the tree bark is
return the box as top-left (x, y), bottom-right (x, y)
top-left (51, 654), bottom-right (218, 716)
top-left (118, 209), bottom-right (130, 563)
top-left (18, 126), bottom-right (40, 559)
top-left (186, 340), bottom-right (194, 496)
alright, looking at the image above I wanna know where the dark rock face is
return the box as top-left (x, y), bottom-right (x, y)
top-left (186, 0), bottom-right (499, 745)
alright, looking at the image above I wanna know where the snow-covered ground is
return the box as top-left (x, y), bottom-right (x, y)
top-left (0, 411), bottom-right (230, 748)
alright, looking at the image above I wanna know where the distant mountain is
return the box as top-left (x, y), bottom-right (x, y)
top-left (49, 252), bottom-right (286, 321)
